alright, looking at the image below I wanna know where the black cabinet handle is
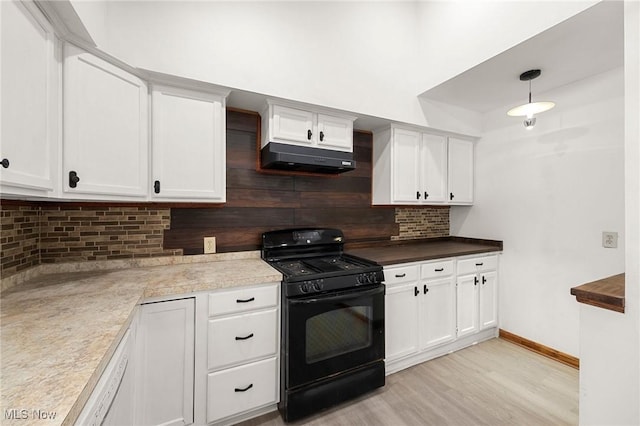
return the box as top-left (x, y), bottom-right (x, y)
top-left (235, 333), bottom-right (254, 341)
top-left (416, 191), bottom-right (421, 199)
top-left (424, 191), bottom-right (429, 199)
top-left (414, 287), bottom-right (419, 296)
top-left (307, 129), bottom-right (312, 140)
top-left (1, 158), bottom-right (9, 168)
top-left (423, 284), bottom-right (429, 294)
top-left (482, 276), bottom-right (487, 285)
top-left (69, 171), bottom-right (80, 188)
top-left (474, 276), bottom-right (478, 286)
top-left (236, 297), bottom-right (255, 303)
top-left (234, 384), bottom-right (253, 392)
top-left (434, 268), bottom-right (444, 272)
top-left (450, 192), bottom-right (455, 200)
top-left (319, 131), bottom-right (325, 141)
top-left (475, 262), bottom-right (484, 266)
top-left (395, 273), bottom-right (406, 278)
top-left (154, 180), bottom-right (160, 194)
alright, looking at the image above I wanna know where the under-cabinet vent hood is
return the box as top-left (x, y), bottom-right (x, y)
top-left (261, 142), bottom-right (356, 174)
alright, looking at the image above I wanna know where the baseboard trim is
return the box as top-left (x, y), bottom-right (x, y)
top-left (499, 329), bottom-right (579, 370)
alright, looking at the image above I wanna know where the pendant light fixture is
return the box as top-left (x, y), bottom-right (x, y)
top-left (507, 69), bottom-right (555, 129)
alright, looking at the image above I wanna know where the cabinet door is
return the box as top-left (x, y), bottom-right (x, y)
top-left (317, 113), bottom-right (353, 152)
top-left (420, 277), bottom-right (456, 349)
top-left (63, 44), bottom-right (148, 199)
top-left (447, 138), bottom-right (474, 204)
top-left (456, 274), bottom-right (479, 338)
top-left (271, 104), bottom-right (314, 145)
top-left (385, 282), bottom-right (420, 362)
top-left (0, 0), bottom-right (57, 194)
top-left (391, 128), bottom-right (421, 204)
top-left (479, 270), bottom-right (498, 330)
top-left (420, 134), bottom-right (447, 203)
top-left (135, 298), bottom-right (195, 426)
top-left (151, 86), bottom-right (225, 201)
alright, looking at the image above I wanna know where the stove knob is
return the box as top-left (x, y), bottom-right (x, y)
top-left (357, 274), bottom-right (364, 284)
top-left (300, 283), bottom-right (309, 293)
top-left (317, 279), bottom-right (324, 290)
top-left (312, 281), bottom-right (320, 292)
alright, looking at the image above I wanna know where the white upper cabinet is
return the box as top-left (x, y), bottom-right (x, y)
top-left (151, 85), bottom-right (226, 202)
top-left (262, 101), bottom-right (355, 152)
top-left (63, 44), bottom-right (148, 199)
top-left (448, 138), bottom-right (474, 204)
top-left (372, 124), bottom-right (474, 206)
top-left (0, 0), bottom-right (59, 197)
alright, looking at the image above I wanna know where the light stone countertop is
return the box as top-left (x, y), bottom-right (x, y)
top-left (0, 252), bottom-right (282, 426)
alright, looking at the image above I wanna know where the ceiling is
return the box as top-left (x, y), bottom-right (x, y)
top-left (419, 1), bottom-right (624, 114)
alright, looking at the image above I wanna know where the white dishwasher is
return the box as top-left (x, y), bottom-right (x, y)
top-left (75, 327), bottom-right (134, 426)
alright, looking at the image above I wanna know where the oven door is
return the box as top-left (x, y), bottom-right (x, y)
top-left (285, 284), bottom-right (385, 389)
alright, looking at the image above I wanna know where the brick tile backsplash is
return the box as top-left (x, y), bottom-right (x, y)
top-left (1, 203), bottom-right (448, 279)
top-left (0, 204), bottom-right (182, 278)
top-left (392, 207), bottom-right (450, 240)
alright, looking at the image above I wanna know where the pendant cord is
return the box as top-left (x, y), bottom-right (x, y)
top-left (528, 80), bottom-right (532, 103)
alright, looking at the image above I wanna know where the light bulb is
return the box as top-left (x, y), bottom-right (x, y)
top-left (524, 117), bottom-right (536, 129)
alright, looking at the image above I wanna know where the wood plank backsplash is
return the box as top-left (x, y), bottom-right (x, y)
top-left (164, 109), bottom-right (449, 254)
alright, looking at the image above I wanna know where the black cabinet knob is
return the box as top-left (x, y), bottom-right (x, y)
top-left (154, 180), bottom-right (161, 194)
top-left (69, 171), bottom-right (80, 188)
top-left (1, 158), bottom-right (9, 169)
top-left (450, 192), bottom-right (455, 200)
top-left (307, 129), bottom-right (312, 140)
top-left (319, 131), bottom-right (325, 141)
top-left (474, 276), bottom-right (478, 286)
top-left (414, 287), bottom-right (419, 297)
top-left (424, 191), bottom-right (429, 199)
top-left (416, 191), bottom-right (421, 200)
top-left (423, 284), bottom-right (429, 294)
top-left (482, 276), bottom-right (487, 285)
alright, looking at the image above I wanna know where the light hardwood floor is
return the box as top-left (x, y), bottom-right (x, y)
top-left (240, 338), bottom-right (579, 426)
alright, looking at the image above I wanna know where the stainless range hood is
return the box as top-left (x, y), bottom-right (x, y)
top-left (261, 142), bottom-right (356, 174)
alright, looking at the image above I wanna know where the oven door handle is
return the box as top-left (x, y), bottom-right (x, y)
top-left (290, 285), bottom-right (384, 305)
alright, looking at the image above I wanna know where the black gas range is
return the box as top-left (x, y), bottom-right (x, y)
top-left (262, 228), bottom-right (386, 422)
top-left (263, 229), bottom-right (384, 297)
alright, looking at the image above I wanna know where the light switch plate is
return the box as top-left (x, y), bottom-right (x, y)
top-left (602, 232), bottom-right (618, 248)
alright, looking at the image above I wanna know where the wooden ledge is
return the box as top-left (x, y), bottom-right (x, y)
top-left (570, 273), bottom-right (625, 313)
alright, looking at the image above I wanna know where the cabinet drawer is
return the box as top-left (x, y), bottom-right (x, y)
top-left (208, 309), bottom-right (278, 370)
top-left (207, 357), bottom-right (278, 424)
top-left (209, 283), bottom-right (278, 317)
top-left (421, 259), bottom-right (454, 279)
top-left (457, 255), bottom-right (498, 275)
top-left (384, 264), bottom-right (419, 285)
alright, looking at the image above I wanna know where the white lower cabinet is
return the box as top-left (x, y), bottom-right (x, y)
top-left (385, 253), bottom-right (499, 374)
top-left (207, 357), bottom-right (278, 424)
top-left (135, 298), bottom-right (195, 426)
top-left (206, 283), bottom-right (280, 425)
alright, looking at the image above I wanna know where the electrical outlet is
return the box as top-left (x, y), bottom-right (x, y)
top-left (204, 237), bottom-right (216, 254)
top-left (602, 231), bottom-right (618, 248)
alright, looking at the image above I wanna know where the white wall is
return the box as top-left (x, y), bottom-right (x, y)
top-left (450, 67), bottom-right (626, 356)
top-left (579, 2), bottom-right (640, 424)
top-left (71, 1), bottom-right (596, 134)
top-left (414, 0), bottom-right (598, 92)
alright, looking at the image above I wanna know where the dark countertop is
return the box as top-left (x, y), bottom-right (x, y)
top-left (345, 236), bottom-right (503, 266)
top-left (570, 273), bottom-right (625, 313)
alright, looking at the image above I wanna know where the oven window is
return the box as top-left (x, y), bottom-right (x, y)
top-left (305, 305), bottom-right (372, 364)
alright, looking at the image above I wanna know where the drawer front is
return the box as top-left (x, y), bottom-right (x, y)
top-left (421, 259), bottom-right (454, 279)
top-left (208, 309), bottom-right (278, 370)
top-left (207, 357), bottom-right (278, 424)
top-left (209, 283), bottom-right (278, 317)
top-left (457, 255), bottom-right (498, 275)
top-left (384, 264), bottom-right (419, 285)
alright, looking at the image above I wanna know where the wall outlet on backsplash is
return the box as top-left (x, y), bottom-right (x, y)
top-left (204, 237), bottom-right (217, 254)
